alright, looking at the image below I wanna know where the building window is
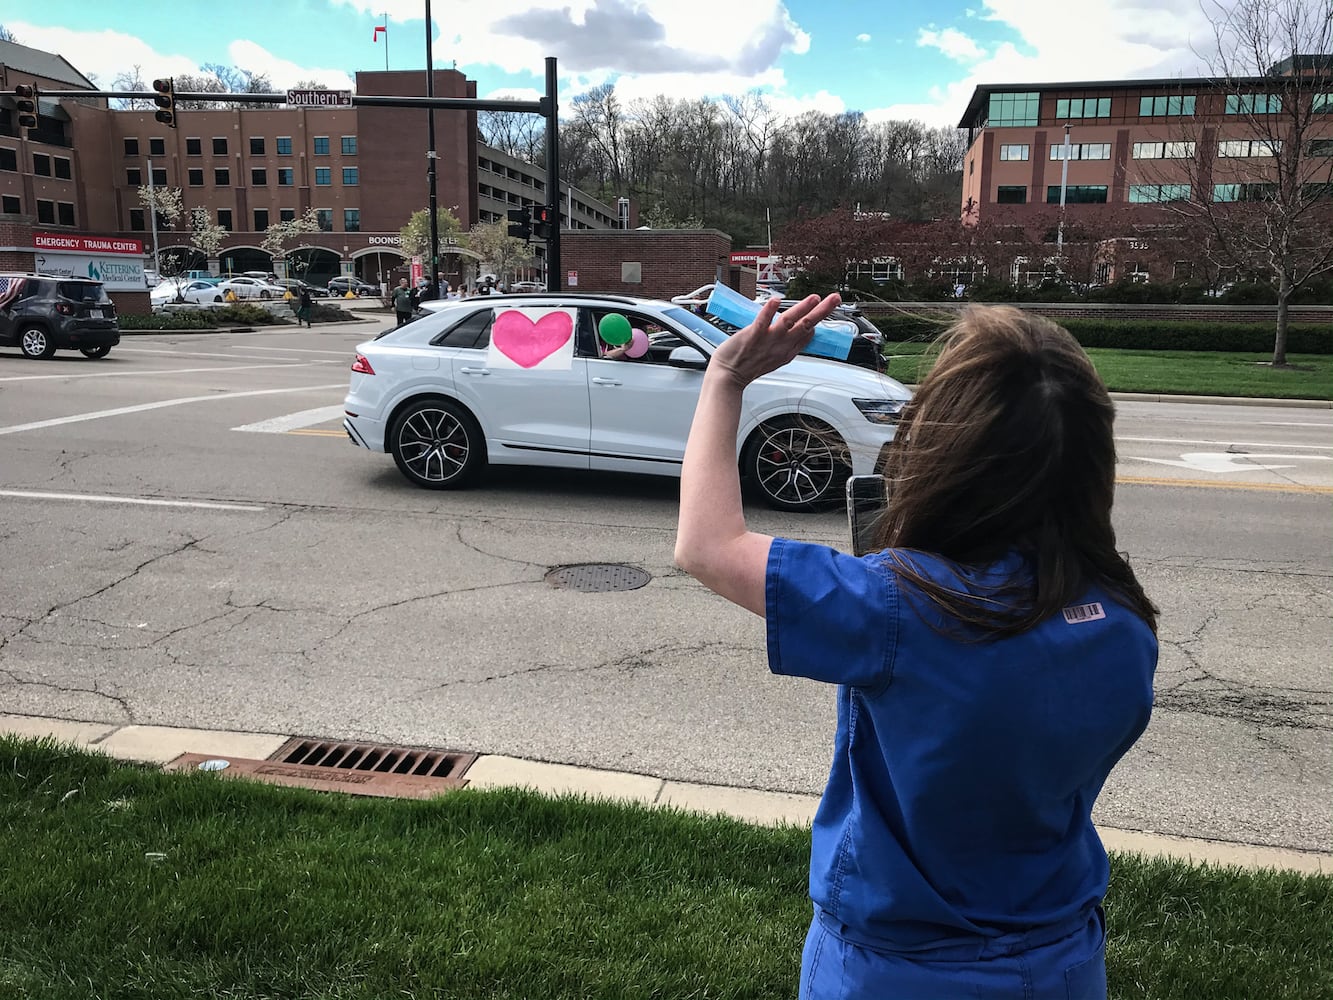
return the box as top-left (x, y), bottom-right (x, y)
top-left (55, 157), bottom-right (72, 179)
top-left (344, 208), bottom-right (360, 231)
top-left (278, 167), bottom-right (294, 186)
top-left (1302, 182), bottom-right (1332, 199)
top-left (1217, 138), bottom-right (1281, 157)
top-left (1123, 261), bottom-right (1149, 283)
top-left (124, 137), bottom-right (139, 156)
top-left (57, 202), bottom-right (75, 226)
top-left (151, 167), bottom-right (167, 185)
top-left (1138, 94), bottom-right (1197, 117)
top-left (315, 209), bottom-right (333, 231)
top-left (1173, 260), bottom-right (1193, 280)
top-left (217, 209), bottom-right (232, 230)
top-left (130, 208), bottom-right (145, 231)
top-left (36, 200), bottom-right (54, 224)
top-left (998, 144), bottom-right (1029, 161)
top-left (1050, 143), bottom-right (1112, 160)
top-left (249, 137), bottom-right (265, 155)
top-left (187, 137), bottom-right (202, 155)
top-left (1226, 93), bottom-right (1282, 115)
top-left (342, 167), bottom-right (358, 185)
top-left (849, 258), bottom-right (903, 283)
top-left (341, 136), bottom-right (357, 155)
top-left (1132, 141), bottom-right (1196, 159)
top-left (33, 153), bottom-right (51, 176)
top-left (1213, 182), bottom-right (1278, 202)
top-left (215, 167), bottom-right (230, 185)
top-left (276, 136), bottom-right (292, 155)
top-left (254, 209), bottom-right (269, 230)
top-left (1055, 97), bottom-right (1111, 119)
top-left (313, 136), bottom-right (330, 155)
top-left (987, 92), bottom-right (1040, 127)
top-left (1045, 185), bottom-right (1108, 204)
top-left (279, 208), bottom-right (295, 222)
top-left (315, 167), bottom-right (332, 185)
top-left (1308, 138), bottom-right (1333, 156)
top-left (996, 185), bottom-right (1027, 203)
top-left (0, 147), bottom-right (16, 171)
top-left (149, 137), bottom-right (166, 156)
top-left (188, 167), bottom-right (204, 185)
top-left (1314, 93), bottom-right (1332, 114)
top-left (1, 195), bottom-right (19, 214)
top-left (1129, 183), bottom-right (1190, 203)
top-left (212, 137), bottom-right (228, 155)
top-left (252, 168), bottom-right (267, 185)
top-left (127, 167), bottom-right (142, 186)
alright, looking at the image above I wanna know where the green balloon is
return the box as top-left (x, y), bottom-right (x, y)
top-left (598, 313), bottom-right (632, 346)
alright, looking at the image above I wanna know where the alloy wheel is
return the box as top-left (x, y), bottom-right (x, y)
top-left (396, 407), bottom-right (471, 484)
top-left (753, 425), bottom-right (838, 507)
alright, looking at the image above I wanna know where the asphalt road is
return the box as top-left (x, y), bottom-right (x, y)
top-left (1, 322), bottom-right (1329, 854)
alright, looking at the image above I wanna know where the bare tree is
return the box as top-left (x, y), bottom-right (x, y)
top-left (111, 65), bottom-right (153, 110)
top-left (1157, 0), bottom-right (1333, 365)
top-left (0, 24), bottom-right (18, 42)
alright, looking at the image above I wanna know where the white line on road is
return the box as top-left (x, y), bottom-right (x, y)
top-left (0, 383), bottom-right (347, 436)
top-left (0, 362), bottom-right (339, 383)
top-left (234, 345), bottom-right (359, 356)
top-left (1117, 436), bottom-right (1333, 451)
top-left (233, 405), bottom-right (346, 433)
top-left (113, 347), bottom-right (305, 362)
top-left (0, 490), bottom-right (265, 511)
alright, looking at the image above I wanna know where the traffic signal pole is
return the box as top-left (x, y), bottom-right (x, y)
top-left (543, 57), bottom-right (561, 292)
top-left (424, 0), bottom-right (440, 300)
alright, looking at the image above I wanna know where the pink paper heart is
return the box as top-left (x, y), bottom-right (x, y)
top-left (491, 309), bottom-right (573, 368)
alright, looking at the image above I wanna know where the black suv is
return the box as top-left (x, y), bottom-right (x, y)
top-left (326, 276), bottom-right (380, 297)
top-left (0, 275), bottom-right (120, 359)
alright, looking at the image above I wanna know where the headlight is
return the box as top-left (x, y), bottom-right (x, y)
top-left (852, 398), bottom-right (906, 425)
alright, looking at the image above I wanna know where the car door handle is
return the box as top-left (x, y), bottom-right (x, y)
top-left (459, 367), bottom-right (490, 376)
top-left (591, 377), bottom-right (621, 386)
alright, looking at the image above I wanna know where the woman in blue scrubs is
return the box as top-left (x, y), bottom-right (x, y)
top-left (675, 296), bottom-right (1158, 999)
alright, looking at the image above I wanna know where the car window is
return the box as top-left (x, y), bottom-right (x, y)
top-left (430, 308), bottom-right (494, 349)
top-left (58, 282), bottom-right (110, 302)
top-left (583, 309), bottom-right (687, 365)
top-left (663, 306), bottom-right (726, 348)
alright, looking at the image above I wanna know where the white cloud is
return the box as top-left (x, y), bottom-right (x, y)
top-left (917, 26), bottom-right (985, 62)
top-left (856, 33), bottom-right (872, 43)
top-left (765, 88), bottom-right (847, 118)
top-left (226, 41), bottom-right (353, 90)
top-left (7, 21), bottom-right (199, 84)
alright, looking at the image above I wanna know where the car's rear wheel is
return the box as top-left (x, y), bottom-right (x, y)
top-left (744, 417), bottom-right (849, 512)
top-left (19, 325), bottom-right (56, 359)
top-left (390, 398), bottom-right (485, 490)
top-left (260, 290), bottom-right (272, 299)
top-left (80, 346), bottom-right (111, 359)
top-left (213, 295), bottom-right (223, 303)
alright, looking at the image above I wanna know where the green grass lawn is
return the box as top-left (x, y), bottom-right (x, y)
top-left (885, 343), bottom-right (1333, 400)
top-left (2, 738), bottom-right (1329, 1000)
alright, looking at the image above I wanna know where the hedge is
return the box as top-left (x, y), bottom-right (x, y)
top-left (121, 302), bottom-right (353, 330)
top-left (862, 312), bottom-right (1332, 355)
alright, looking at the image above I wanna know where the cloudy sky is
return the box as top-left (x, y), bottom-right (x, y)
top-left (7, 0), bottom-right (1239, 127)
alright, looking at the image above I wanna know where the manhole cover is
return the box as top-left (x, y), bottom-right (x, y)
top-left (546, 563), bottom-right (651, 593)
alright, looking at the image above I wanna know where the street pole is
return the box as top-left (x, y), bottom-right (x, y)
top-left (424, 0), bottom-right (440, 299)
top-left (544, 57), bottom-right (560, 292)
top-left (1057, 124), bottom-right (1071, 254)
top-left (146, 157), bottom-right (161, 277)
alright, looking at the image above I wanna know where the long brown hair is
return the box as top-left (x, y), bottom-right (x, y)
top-left (873, 305), bottom-right (1158, 636)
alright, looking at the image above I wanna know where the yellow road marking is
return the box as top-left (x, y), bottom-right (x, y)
top-left (1116, 475), bottom-right (1332, 495)
top-left (287, 428), bottom-right (347, 437)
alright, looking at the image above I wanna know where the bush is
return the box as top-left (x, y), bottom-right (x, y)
top-left (1218, 281), bottom-right (1279, 305)
top-left (211, 304), bottom-right (285, 325)
top-left (121, 311), bottom-right (220, 330)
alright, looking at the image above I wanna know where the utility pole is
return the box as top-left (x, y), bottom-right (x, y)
top-left (146, 157), bottom-right (161, 276)
top-left (543, 57), bottom-right (560, 292)
top-left (1057, 123), bottom-right (1071, 255)
top-left (424, 0), bottom-right (440, 299)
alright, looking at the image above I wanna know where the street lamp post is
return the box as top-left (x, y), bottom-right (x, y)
top-left (424, 0), bottom-right (440, 300)
top-left (1056, 123), bottom-right (1072, 254)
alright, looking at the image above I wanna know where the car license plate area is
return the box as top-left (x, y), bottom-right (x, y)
top-left (89, 308), bottom-right (103, 319)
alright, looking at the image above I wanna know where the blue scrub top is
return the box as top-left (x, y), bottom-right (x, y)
top-left (765, 538), bottom-right (1157, 953)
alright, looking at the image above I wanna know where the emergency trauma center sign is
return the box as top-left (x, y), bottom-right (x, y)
top-left (31, 232), bottom-right (147, 291)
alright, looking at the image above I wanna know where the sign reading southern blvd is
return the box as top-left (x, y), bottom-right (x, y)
top-left (285, 89), bottom-right (352, 108)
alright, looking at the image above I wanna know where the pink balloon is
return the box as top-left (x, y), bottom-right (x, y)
top-left (625, 328), bottom-right (650, 358)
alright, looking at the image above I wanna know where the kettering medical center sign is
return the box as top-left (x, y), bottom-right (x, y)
top-left (32, 232), bottom-right (147, 291)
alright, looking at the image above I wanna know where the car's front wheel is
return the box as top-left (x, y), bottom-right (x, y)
top-left (81, 346), bottom-right (111, 359)
top-left (18, 325), bottom-right (56, 359)
top-left (744, 417), bottom-right (849, 512)
top-left (260, 290), bottom-right (272, 299)
top-left (389, 398), bottom-right (485, 490)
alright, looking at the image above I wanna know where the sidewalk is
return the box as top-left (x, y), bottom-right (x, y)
top-left (2, 713), bottom-right (1327, 876)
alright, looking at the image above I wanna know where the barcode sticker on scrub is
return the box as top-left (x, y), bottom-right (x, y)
top-left (1062, 602), bottom-right (1106, 624)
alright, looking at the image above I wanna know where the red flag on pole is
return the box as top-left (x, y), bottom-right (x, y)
top-left (373, 25), bottom-right (387, 42)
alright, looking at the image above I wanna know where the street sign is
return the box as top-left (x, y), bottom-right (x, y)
top-left (286, 89), bottom-right (352, 108)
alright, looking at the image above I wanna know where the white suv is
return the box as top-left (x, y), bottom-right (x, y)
top-left (342, 293), bottom-right (911, 511)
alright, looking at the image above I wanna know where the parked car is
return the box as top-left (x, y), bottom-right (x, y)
top-left (215, 276), bottom-right (286, 300)
top-left (274, 278), bottom-right (324, 298)
top-left (154, 279), bottom-right (231, 305)
top-left (344, 293), bottom-right (911, 511)
top-left (327, 276), bottom-right (380, 297)
top-left (0, 273), bottom-right (120, 359)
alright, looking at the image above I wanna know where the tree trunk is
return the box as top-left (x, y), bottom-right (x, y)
top-left (1273, 270), bottom-right (1292, 367)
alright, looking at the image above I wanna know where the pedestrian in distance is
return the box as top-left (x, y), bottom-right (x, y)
top-left (675, 299), bottom-right (1158, 1000)
top-left (392, 278), bottom-right (413, 326)
top-left (296, 287), bottom-right (313, 328)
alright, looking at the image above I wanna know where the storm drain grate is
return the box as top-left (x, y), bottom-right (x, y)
top-left (545, 563), bottom-right (652, 593)
top-left (272, 738), bottom-right (476, 779)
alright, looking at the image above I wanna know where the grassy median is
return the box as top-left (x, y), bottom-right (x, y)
top-left (1, 737), bottom-right (1328, 1000)
top-left (885, 343), bottom-right (1333, 400)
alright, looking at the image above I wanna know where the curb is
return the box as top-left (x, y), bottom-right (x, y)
top-left (1110, 391), bottom-right (1332, 409)
top-left (2, 713), bottom-right (1327, 876)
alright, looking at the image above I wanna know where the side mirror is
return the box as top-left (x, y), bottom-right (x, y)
top-left (667, 345), bottom-right (708, 370)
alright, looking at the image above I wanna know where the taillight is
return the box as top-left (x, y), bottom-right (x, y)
top-left (351, 354), bottom-right (375, 374)
top-left (55, 303), bottom-right (74, 315)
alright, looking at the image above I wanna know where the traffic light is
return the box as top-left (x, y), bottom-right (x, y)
top-left (506, 206), bottom-right (532, 241)
top-left (152, 77), bottom-right (176, 128)
top-left (532, 205), bottom-right (555, 241)
top-left (14, 85), bottom-right (38, 131)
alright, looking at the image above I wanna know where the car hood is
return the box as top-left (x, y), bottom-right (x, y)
top-left (763, 353), bottom-right (912, 401)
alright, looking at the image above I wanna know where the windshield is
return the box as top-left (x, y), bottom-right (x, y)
top-left (58, 282), bottom-right (110, 303)
top-left (664, 307), bottom-right (727, 349)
